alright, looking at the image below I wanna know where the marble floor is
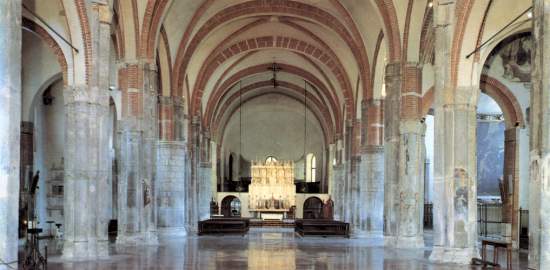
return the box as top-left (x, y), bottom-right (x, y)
top-left (27, 228), bottom-right (528, 270)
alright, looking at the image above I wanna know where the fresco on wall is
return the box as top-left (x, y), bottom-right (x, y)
top-left (484, 32), bottom-right (532, 83)
top-left (476, 120), bottom-right (505, 197)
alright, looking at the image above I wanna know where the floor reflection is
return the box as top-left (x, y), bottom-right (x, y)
top-left (28, 228), bottom-right (529, 269)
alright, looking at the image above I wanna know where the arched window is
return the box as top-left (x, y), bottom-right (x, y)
top-left (306, 153), bottom-right (316, 182)
top-left (266, 156), bottom-right (277, 163)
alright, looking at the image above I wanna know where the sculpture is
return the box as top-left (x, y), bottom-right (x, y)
top-left (322, 196), bottom-right (334, 220)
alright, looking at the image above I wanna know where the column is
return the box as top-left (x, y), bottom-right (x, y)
top-left (156, 141), bottom-right (187, 238)
top-left (62, 86), bottom-right (111, 259)
top-left (397, 63), bottom-right (425, 247)
top-left (185, 118), bottom-right (201, 233)
top-left (62, 2), bottom-right (112, 260)
top-left (117, 62), bottom-right (159, 245)
top-left (359, 99), bottom-right (384, 237)
top-left (429, 1), bottom-right (477, 263)
top-left (383, 63), bottom-right (401, 245)
top-left (156, 96), bottom-right (187, 238)
top-left (528, 1), bottom-right (550, 268)
top-left (384, 62), bottom-right (425, 247)
top-left (503, 127), bottom-right (519, 247)
top-left (331, 138), bottom-right (344, 220)
top-left (0, 0), bottom-right (21, 268)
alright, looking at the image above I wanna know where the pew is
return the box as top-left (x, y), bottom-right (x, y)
top-left (295, 219), bottom-right (350, 238)
top-left (198, 218), bottom-right (249, 236)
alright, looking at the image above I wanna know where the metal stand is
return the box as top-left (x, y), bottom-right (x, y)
top-left (23, 228), bottom-right (47, 270)
top-left (23, 172), bottom-right (47, 270)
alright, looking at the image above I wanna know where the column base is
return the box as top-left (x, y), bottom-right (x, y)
top-left (62, 240), bottom-right (109, 261)
top-left (385, 235), bottom-right (425, 248)
top-left (158, 227), bottom-right (187, 242)
top-left (116, 231), bottom-right (159, 246)
top-left (351, 230), bottom-right (384, 244)
top-left (429, 246), bottom-right (478, 264)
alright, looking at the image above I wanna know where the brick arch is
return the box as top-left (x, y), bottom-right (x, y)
top-left (204, 63), bottom-right (342, 133)
top-left (373, 0), bottom-right (401, 61)
top-left (140, 0), bottom-right (171, 61)
top-left (75, 0), bottom-right (92, 84)
top-left (198, 17), bottom-right (341, 112)
top-left (172, 1), bottom-right (370, 105)
top-left (480, 75), bottom-right (525, 129)
top-left (421, 77), bottom-right (525, 130)
top-left (451, 0), bottom-right (475, 87)
top-left (192, 36), bottom-right (354, 120)
top-left (419, 5), bottom-right (434, 65)
top-left (213, 81), bottom-right (334, 144)
top-left (212, 81), bottom-right (335, 140)
top-left (22, 17), bottom-right (69, 85)
top-left (216, 91), bottom-right (332, 148)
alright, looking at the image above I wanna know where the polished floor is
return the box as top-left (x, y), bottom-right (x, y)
top-left (30, 228), bottom-right (528, 269)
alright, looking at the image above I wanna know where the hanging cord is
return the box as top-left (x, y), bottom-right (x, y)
top-left (466, 6), bottom-right (532, 58)
top-left (22, 4), bottom-right (79, 53)
top-left (303, 80), bottom-right (307, 180)
top-left (239, 81), bottom-right (243, 180)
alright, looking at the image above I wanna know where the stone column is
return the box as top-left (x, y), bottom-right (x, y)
top-left (184, 118), bottom-right (201, 233)
top-left (528, 1), bottom-right (550, 268)
top-left (359, 99), bottom-right (384, 237)
top-left (62, 86), bottom-right (110, 259)
top-left (384, 62), bottom-right (425, 247)
top-left (331, 138), bottom-right (344, 220)
top-left (429, 1), bottom-right (478, 263)
top-left (117, 62), bottom-right (159, 245)
top-left (0, 1), bottom-right (21, 268)
top-left (156, 96), bottom-right (188, 239)
top-left (62, 2), bottom-right (112, 260)
top-left (502, 127), bottom-right (519, 247)
top-left (156, 141), bottom-right (187, 238)
top-left (383, 63), bottom-right (401, 245)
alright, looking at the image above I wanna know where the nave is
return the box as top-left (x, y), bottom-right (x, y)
top-left (33, 228), bottom-right (529, 270)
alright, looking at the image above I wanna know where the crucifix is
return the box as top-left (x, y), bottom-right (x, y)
top-left (268, 62), bottom-right (282, 88)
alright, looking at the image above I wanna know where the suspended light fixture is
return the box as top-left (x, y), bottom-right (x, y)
top-left (236, 80), bottom-right (244, 192)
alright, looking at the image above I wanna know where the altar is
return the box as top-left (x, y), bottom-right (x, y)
top-left (248, 160), bottom-right (296, 220)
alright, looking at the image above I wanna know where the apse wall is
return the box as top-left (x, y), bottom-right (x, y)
top-left (221, 93), bottom-right (326, 182)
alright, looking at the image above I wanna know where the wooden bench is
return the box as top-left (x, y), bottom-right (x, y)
top-left (295, 219), bottom-right (350, 238)
top-left (198, 218), bottom-right (249, 236)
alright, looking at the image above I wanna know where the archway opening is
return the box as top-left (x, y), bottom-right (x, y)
top-left (303, 197), bottom-right (323, 219)
top-left (221, 196), bottom-right (241, 217)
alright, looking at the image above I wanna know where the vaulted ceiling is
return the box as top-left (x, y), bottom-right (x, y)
top-left (158, 0), bottom-right (393, 142)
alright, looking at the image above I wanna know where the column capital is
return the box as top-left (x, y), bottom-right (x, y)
top-left (92, 2), bottom-right (112, 25)
top-left (400, 120), bottom-right (426, 135)
top-left (385, 62), bottom-right (401, 78)
top-left (63, 85), bottom-right (110, 107)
